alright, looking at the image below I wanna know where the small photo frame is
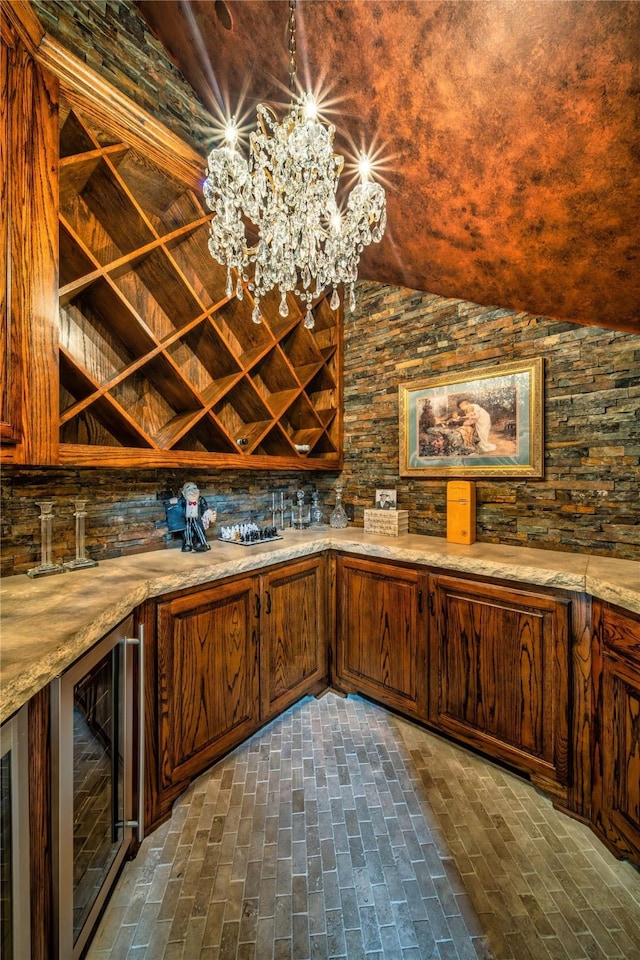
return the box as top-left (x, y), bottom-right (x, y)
top-left (375, 488), bottom-right (397, 510)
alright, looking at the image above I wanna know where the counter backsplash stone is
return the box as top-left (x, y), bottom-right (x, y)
top-left (3, 280), bottom-right (639, 574)
top-left (1, 470), bottom-right (334, 577)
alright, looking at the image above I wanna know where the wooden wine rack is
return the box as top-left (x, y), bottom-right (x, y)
top-left (56, 103), bottom-right (342, 470)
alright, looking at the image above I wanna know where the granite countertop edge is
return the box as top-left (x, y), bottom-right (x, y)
top-left (1, 529), bottom-right (638, 724)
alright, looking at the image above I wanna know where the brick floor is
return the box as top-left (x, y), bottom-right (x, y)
top-left (87, 692), bottom-right (640, 960)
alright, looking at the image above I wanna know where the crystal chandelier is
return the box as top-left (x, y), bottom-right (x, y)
top-left (203, 1), bottom-right (386, 329)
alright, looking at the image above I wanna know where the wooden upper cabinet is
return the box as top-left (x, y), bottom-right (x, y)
top-left (335, 555), bottom-right (429, 721)
top-left (1, 32), bottom-right (15, 443)
top-left (429, 575), bottom-right (570, 800)
top-left (260, 556), bottom-right (328, 721)
top-left (54, 100), bottom-right (341, 469)
top-left (1, 20), bottom-right (59, 463)
top-left (53, 106), bottom-right (340, 468)
top-left (591, 601), bottom-right (640, 864)
top-left (2, 6), bottom-right (342, 469)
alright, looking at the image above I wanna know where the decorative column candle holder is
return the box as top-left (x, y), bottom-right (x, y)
top-left (27, 501), bottom-right (65, 579)
top-left (64, 500), bottom-right (99, 571)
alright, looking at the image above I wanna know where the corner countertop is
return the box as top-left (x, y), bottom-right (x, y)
top-left (1, 529), bottom-right (638, 724)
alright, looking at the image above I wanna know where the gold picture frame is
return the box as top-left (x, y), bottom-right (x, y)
top-left (399, 358), bottom-right (544, 478)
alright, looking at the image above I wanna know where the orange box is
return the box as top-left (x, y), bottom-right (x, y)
top-left (446, 481), bottom-right (476, 544)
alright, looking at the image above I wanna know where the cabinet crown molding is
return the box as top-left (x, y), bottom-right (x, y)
top-left (1, 0), bottom-right (45, 52)
top-left (41, 35), bottom-right (207, 188)
top-left (3, 1), bottom-right (206, 186)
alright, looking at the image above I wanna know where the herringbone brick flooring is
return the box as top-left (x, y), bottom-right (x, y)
top-left (87, 692), bottom-right (640, 960)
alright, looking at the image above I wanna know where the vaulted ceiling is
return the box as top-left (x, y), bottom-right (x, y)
top-left (135, 0), bottom-right (640, 334)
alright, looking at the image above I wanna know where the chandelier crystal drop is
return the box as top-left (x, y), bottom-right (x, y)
top-left (203, 91), bottom-right (386, 329)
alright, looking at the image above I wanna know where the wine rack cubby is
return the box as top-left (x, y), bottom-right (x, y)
top-left (57, 103), bottom-right (342, 470)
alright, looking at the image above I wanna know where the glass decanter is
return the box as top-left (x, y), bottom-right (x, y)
top-left (329, 483), bottom-right (348, 529)
top-left (311, 491), bottom-right (323, 527)
top-left (291, 489), bottom-right (310, 529)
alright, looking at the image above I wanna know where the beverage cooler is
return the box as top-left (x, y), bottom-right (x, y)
top-left (0, 705), bottom-right (30, 959)
top-left (52, 614), bottom-right (144, 959)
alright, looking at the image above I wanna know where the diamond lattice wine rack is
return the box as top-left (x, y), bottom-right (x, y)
top-left (57, 104), bottom-right (342, 470)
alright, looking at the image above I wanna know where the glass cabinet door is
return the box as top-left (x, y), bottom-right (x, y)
top-left (0, 706), bottom-right (30, 960)
top-left (71, 644), bottom-right (125, 941)
top-left (53, 614), bottom-right (143, 959)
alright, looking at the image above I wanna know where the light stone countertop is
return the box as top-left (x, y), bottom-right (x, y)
top-left (1, 528), bottom-right (638, 725)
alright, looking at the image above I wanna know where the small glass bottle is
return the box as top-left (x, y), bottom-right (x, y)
top-left (329, 483), bottom-right (348, 529)
top-left (311, 491), bottom-right (323, 527)
top-left (291, 489), bottom-right (310, 529)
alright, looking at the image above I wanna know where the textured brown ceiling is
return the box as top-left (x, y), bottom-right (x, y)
top-left (135, 0), bottom-right (640, 334)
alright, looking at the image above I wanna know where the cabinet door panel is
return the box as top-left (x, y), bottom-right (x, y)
top-left (261, 557), bottom-right (327, 720)
top-left (157, 577), bottom-right (258, 789)
top-left (592, 601), bottom-right (640, 865)
top-left (603, 656), bottom-right (640, 853)
top-left (336, 556), bottom-right (428, 720)
top-left (430, 575), bottom-right (569, 790)
top-left (442, 594), bottom-right (547, 756)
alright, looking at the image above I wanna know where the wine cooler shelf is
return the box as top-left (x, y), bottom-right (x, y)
top-left (57, 104), bottom-right (342, 469)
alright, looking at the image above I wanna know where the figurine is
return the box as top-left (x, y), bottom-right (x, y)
top-left (179, 481), bottom-right (215, 552)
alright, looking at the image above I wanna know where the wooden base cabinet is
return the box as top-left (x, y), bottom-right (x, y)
top-left (260, 557), bottom-right (328, 722)
top-left (429, 575), bottom-right (571, 802)
top-left (144, 557), bottom-right (328, 829)
top-left (592, 601), bottom-right (640, 864)
top-left (334, 555), bottom-right (428, 721)
top-left (147, 576), bottom-right (260, 827)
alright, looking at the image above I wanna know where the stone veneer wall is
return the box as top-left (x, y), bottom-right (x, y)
top-left (0, 470), bottom-right (326, 576)
top-left (31, 0), bottom-right (212, 153)
top-left (3, 6), bottom-right (637, 573)
top-left (3, 282), bottom-right (638, 575)
top-left (313, 282), bottom-right (640, 560)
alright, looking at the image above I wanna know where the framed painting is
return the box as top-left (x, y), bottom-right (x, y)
top-left (399, 358), bottom-right (543, 478)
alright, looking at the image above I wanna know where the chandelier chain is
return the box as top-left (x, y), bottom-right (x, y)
top-left (288, 0), bottom-right (297, 97)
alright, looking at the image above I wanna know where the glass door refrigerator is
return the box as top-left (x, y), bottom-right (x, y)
top-left (52, 613), bottom-right (144, 958)
top-left (0, 705), bottom-right (30, 959)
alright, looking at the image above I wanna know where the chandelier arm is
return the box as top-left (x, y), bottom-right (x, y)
top-left (256, 104), bottom-right (278, 136)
